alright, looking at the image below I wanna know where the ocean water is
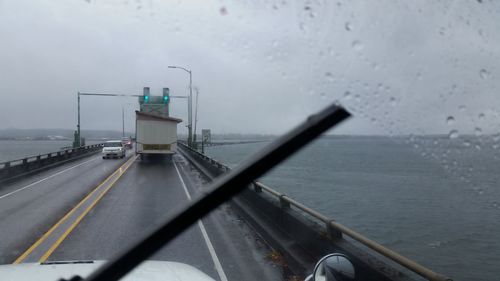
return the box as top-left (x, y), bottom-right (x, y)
top-left (0, 140), bottom-right (101, 163)
top-left (205, 136), bottom-right (500, 281)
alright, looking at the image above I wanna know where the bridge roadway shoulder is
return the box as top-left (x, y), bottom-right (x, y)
top-left (0, 153), bottom-right (132, 264)
top-left (48, 154), bottom-right (284, 281)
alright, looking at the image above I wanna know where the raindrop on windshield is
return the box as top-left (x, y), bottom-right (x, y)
top-left (343, 91), bottom-right (352, 100)
top-left (493, 134), bottom-right (500, 142)
top-left (219, 6), bottom-right (228, 16)
top-left (446, 116), bottom-right (455, 125)
top-left (449, 130), bottom-right (459, 139)
top-left (479, 68), bottom-right (490, 79)
top-left (438, 27), bottom-right (446, 36)
top-left (327, 47), bottom-right (336, 56)
top-left (389, 97), bottom-right (397, 106)
top-left (478, 113), bottom-right (485, 120)
top-left (352, 40), bottom-right (363, 51)
top-left (325, 72), bottom-right (334, 81)
top-left (345, 22), bottom-right (352, 31)
top-left (475, 127), bottom-right (482, 136)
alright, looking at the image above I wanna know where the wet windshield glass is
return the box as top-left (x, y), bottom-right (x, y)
top-left (104, 142), bottom-right (122, 147)
top-left (0, 1), bottom-right (499, 281)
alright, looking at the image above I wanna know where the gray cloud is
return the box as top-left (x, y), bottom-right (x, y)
top-left (0, 0), bottom-right (499, 136)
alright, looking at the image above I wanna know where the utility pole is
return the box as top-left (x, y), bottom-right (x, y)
top-left (193, 88), bottom-right (199, 149)
top-left (74, 92), bottom-right (81, 148)
top-left (75, 92), bottom-right (141, 148)
top-left (168, 65), bottom-right (193, 148)
top-left (189, 70), bottom-right (193, 148)
top-left (122, 106), bottom-right (125, 138)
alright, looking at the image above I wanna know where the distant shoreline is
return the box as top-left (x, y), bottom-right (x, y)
top-left (0, 138), bottom-right (107, 141)
top-left (1, 134), bottom-right (491, 141)
top-left (0, 138), bottom-right (70, 141)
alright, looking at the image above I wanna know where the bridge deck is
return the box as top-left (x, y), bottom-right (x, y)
top-left (0, 151), bottom-right (283, 281)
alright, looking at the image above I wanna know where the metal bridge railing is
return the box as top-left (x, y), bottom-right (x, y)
top-left (252, 182), bottom-right (451, 281)
top-left (0, 144), bottom-right (104, 181)
top-left (181, 143), bottom-right (452, 281)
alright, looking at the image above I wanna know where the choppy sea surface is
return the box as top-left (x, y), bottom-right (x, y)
top-left (205, 136), bottom-right (500, 281)
top-left (0, 140), bottom-right (101, 163)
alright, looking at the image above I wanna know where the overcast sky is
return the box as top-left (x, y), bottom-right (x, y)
top-left (0, 0), bottom-right (499, 136)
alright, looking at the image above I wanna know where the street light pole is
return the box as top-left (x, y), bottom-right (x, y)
top-left (168, 65), bottom-right (193, 148)
top-left (193, 88), bottom-right (199, 149)
top-left (76, 92), bottom-right (81, 147)
top-left (121, 103), bottom-right (137, 139)
top-left (75, 92), bottom-right (141, 148)
top-left (122, 106), bottom-right (125, 138)
top-left (188, 70), bottom-right (193, 148)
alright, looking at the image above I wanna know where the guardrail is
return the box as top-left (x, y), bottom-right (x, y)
top-left (252, 181), bottom-right (452, 281)
top-left (178, 143), bottom-right (452, 281)
top-left (0, 144), bottom-right (104, 183)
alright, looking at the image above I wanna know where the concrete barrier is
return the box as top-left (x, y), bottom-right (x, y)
top-left (0, 144), bottom-right (103, 185)
top-left (178, 143), bottom-right (419, 281)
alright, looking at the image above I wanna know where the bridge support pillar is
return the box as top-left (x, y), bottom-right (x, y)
top-left (253, 183), bottom-right (262, 193)
top-left (279, 195), bottom-right (291, 208)
top-left (326, 220), bottom-right (342, 240)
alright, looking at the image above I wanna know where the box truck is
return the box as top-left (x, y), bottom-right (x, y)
top-left (135, 111), bottom-right (182, 158)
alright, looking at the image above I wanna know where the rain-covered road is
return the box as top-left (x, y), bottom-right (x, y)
top-left (0, 150), bottom-right (282, 281)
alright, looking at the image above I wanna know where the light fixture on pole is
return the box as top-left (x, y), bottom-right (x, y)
top-left (168, 65), bottom-right (193, 147)
top-left (193, 87), bottom-right (200, 149)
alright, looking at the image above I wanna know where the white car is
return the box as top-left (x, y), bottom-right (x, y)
top-left (102, 140), bottom-right (126, 159)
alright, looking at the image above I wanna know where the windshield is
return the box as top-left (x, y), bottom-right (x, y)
top-left (0, 1), bottom-right (499, 281)
top-left (104, 142), bottom-right (122, 147)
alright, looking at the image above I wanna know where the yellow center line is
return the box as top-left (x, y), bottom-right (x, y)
top-left (38, 155), bottom-right (137, 262)
top-left (13, 155), bottom-right (137, 264)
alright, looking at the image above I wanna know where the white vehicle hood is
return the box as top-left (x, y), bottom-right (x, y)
top-left (0, 261), bottom-right (215, 281)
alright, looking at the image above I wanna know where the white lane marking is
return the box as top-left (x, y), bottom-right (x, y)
top-left (173, 160), bottom-right (192, 200)
top-left (197, 221), bottom-right (228, 281)
top-left (173, 160), bottom-right (229, 281)
top-left (0, 156), bottom-right (100, 200)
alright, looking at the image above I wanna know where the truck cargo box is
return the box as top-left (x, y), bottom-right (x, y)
top-left (135, 111), bottom-right (182, 155)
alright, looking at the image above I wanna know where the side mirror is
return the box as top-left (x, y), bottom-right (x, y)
top-left (306, 253), bottom-right (355, 281)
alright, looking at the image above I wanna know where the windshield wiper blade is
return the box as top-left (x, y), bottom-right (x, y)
top-left (80, 103), bottom-right (350, 281)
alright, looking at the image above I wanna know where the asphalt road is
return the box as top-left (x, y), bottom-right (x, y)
top-left (0, 152), bottom-right (283, 280)
top-left (49, 154), bottom-right (282, 280)
top-left (0, 152), bottom-right (130, 264)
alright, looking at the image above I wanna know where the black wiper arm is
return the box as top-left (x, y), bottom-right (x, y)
top-left (81, 103), bottom-right (351, 281)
